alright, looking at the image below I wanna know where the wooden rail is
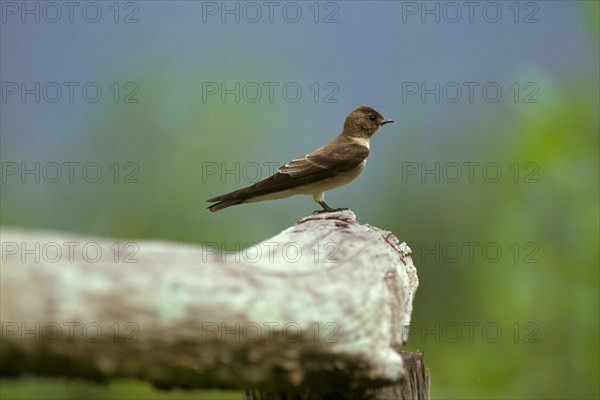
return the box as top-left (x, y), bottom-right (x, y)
top-left (0, 210), bottom-right (427, 398)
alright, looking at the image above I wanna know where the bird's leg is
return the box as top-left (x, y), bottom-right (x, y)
top-left (313, 201), bottom-right (348, 214)
top-left (319, 201), bottom-right (335, 212)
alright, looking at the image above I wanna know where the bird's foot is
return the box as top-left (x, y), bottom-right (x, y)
top-left (312, 207), bottom-right (348, 214)
top-left (300, 208), bottom-right (356, 224)
top-left (315, 201), bottom-right (348, 214)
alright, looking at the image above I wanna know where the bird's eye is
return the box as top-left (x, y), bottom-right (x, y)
top-left (369, 114), bottom-right (377, 121)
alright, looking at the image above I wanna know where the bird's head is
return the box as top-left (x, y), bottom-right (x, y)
top-left (342, 106), bottom-right (393, 139)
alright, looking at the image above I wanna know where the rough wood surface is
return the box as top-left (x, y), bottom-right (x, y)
top-left (0, 210), bottom-right (420, 393)
top-left (244, 351), bottom-right (430, 400)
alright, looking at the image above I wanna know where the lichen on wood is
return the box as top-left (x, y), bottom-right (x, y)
top-left (0, 210), bottom-right (421, 395)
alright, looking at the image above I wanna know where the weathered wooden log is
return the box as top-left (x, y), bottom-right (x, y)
top-left (0, 210), bottom-right (424, 397)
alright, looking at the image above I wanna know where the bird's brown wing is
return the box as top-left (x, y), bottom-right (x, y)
top-left (207, 142), bottom-right (369, 204)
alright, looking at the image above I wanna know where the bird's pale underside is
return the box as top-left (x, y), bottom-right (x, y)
top-left (207, 105), bottom-right (394, 213)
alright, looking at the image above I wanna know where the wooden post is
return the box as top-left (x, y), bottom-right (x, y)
top-left (0, 210), bottom-right (427, 397)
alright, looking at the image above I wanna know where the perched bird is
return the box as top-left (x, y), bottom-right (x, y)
top-left (207, 106), bottom-right (393, 213)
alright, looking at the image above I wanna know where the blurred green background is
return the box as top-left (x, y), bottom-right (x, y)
top-left (1, 1), bottom-right (598, 399)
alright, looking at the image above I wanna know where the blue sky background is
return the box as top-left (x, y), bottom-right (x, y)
top-left (1, 1), bottom-right (599, 399)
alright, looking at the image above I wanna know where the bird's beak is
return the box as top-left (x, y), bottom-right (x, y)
top-left (380, 119), bottom-right (394, 125)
